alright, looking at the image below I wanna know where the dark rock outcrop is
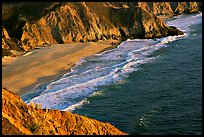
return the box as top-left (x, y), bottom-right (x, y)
top-left (2, 88), bottom-right (127, 135)
top-left (2, 26), bottom-right (25, 57)
top-left (109, 6), bottom-right (183, 39)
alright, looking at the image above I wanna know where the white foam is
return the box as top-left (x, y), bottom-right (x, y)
top-left (61, 58), bottom-right (87, 78)
top-left (24, 40), bottom-right (173, 110)
top-left (30, 52), bottom-right (153, 110)
top-left (23, 13), bottom-right (201, 111)
top-left (62, 98), bottom-right (90, 112)
top-left (166, 12), bottom-right (202, 31)
top-left (160, 34), bottom-right (186, 45)
top-left (95, 41), bottom-right (125, 56)
top-left (91, 90), bottom-right (104, 97)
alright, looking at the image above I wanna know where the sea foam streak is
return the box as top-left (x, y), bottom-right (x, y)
top-left (166, 12), bottom-right (202, 32)
top-left (21, 12), bottom-right (198, 111)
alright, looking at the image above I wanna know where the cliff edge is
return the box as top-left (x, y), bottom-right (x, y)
top-left (2, 88), bottom-right (127, 135)
top-left (2, 2), bottom-right (198, 57)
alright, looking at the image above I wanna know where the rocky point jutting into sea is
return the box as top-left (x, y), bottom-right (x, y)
top-left (2, 2), bottom-right (202, 135)
top-left (3, 2), bottom-right (201, 57)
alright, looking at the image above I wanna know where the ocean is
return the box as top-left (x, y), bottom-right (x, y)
top-left (21, 12), bottom-right (202, 135)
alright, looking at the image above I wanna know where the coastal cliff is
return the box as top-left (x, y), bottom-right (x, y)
top-left (20, 3), bottom-right (183, 48)
top-left (2, 88), bottom-right (127, 135)
top-left (2, 2), bottom-right (202, 135)
top-left (138, 2), bottom-right (201, 17)
top-left (2, 2), bottom-right (201, 57)
top-left (2, 26), bottom-right (25, 57)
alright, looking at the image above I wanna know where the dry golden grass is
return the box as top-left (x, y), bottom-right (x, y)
top-left (2, 88), bottom-right (127, 135)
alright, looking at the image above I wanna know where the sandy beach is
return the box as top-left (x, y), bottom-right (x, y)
top-left (2, 39), bottom-right (119, 95)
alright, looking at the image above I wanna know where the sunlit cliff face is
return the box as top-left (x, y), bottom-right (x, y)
top-left (2, 88), bottom-right (127, 135)
top-left (2, 2), bottom-right (201, 57)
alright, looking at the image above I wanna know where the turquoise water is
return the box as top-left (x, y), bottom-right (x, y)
top-left (72, 15), bottom-right (202, 135)
top-left (21, 13), bottom-right (202, 135)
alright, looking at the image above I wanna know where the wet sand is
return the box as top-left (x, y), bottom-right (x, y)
top-left (2, 39), bottom-right (119, 95)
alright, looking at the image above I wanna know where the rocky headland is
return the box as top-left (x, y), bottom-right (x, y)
top-left (2, 88), bottom-right (127, 135)
top-left (2, 2), bottom-right (202, 135)
top-left (2, 2), bottom-right (201, 57)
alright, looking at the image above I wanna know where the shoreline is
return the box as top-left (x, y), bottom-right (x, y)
top-left (2, 39), bottom-right (120, 95)
top-left (3, 12), bottom-right (199, 96)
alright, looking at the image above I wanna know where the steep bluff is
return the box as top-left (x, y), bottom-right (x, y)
top-left (20, 2), bottom-right (183, 49)
top-left (20, 2), bottom-right (121, 49)
top-left (138, 2), bottom-right (201, 17)
top-left (19, 2), bottom-right (184, 49)
top-left (2, 2), bottom-right (200, 55)
top-left (2, 26), bottom-right (25, 57)
top-left (2, 88), bottom-right (127, 135)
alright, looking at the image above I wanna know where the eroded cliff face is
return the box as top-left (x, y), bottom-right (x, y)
top-left (19, 2), bottom-right (186, 49)
top-left (2, 88), bottom-right (127, 135)
top-left (138, 2), bottom-right (201, 17)
top-left (2, 26), bottom-right (25, 57)
top-left (20, 3), bottom-right (181, 49)
top-left (2, 2), bottom-right (201, 55)
top-left (173, 2), bottom-right (200, 14)
top-left (20, 2), bottom-right (121, 49)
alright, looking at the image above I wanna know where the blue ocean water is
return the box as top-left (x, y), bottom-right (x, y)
top-left (21, 13), bottom-right (202, 135)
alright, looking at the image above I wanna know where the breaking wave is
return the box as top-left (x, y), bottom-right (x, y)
top-left (21, 12), bottom-right (196, 112)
